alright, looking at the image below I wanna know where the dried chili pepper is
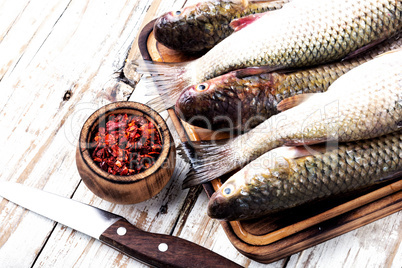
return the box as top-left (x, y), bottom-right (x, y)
top-left (91, 113), bottom-right (162, 176)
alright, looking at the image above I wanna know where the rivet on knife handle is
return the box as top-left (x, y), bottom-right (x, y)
top-left (100, 219), bottom-right (242, 268)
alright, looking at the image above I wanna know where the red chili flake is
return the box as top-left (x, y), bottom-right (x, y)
top-left (91, 113), bottom-right (162, 176)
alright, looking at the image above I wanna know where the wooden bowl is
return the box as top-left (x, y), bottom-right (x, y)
top-left (76, 101), bottom-right (176, 204)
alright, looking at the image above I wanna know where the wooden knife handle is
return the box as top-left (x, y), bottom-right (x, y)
top-left (100, 219), bottom-right (242, 268)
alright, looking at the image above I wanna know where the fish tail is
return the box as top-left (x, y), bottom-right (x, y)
top-left (135, 60), bottom-right (193, 112)
top-left (178, 140), bottom-right (237, 188)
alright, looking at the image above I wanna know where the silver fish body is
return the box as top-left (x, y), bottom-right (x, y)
top-left (208, 131), bottom-right (402, 221)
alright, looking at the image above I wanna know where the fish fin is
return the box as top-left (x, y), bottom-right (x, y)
top-left (235, 0), bottom-right (284, 5)
top-left (229, 13), bottom-right (266, 32)
top-left (249, 0), bottom-right (286, 2)
top-left (179, 139), bottom-right (234, 188)
top-left (234, 66), bottom-right (281, 78)
top-left (376, 170), bottom-right (402, 183)
top-left (274, 144), bottom-right (329, 160)
top-left (277, 142), bottom-right (338, 159)
top-left (230, 0), bottom-right (249, 6)
top-left (229, 0), bottom-right (273, 7)
top-left (232, 0), bottom-right (288, 8)
top-left (177, 142), bottom-right (192, 164)
top-left (342, 38), bottom-right (388, 61)
top-left (374, 47), bottom-right (402, 58)
top-left (134, 59), bottom-right (192, 112)
top-left (281, 137), bottom-right (328, 147)
top-left (277, 93), bottom-right (317, 112)
top-left (269, 146), bottom-right (315, 159)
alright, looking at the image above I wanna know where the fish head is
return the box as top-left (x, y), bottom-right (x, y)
top-left (208, 151), bottom-right (298, 221)
top-left (207, 181), bottom-right (240, 220)
top-left (175, 75), bottom-right (235, 129)
top-left (153, 1), bottom-right (237, 52)
top-left (207, 162), bottom-right (263, 221)
top-left (175, 82), bottom-right (212, 126)
top-left (156, 5), bottom-right (196, 24)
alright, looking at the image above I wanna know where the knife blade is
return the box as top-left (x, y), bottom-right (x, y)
top-left (0, 181), bottom-right (242, 268)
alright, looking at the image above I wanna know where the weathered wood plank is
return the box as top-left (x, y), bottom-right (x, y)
top-left (0, 0), bottom-right (210, 267)
top-left (123, 0), bottom-right (188, 84)
top-left (286, 211), bottom-right (402, 268)
top-left (0, 0), bottom-right (191, 266)
top-left (0, 0), bottom-right (71, 81)
top-left (0, 0), bottom-right (401, 266)
top-left (171, 190), bottom-right (288, 267)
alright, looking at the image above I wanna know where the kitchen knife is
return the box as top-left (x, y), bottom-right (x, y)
top-left (0, 181), bottom-right (242, 268)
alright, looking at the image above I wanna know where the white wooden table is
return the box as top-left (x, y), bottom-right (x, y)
top-left (0, 0), bottom-right (401, 267)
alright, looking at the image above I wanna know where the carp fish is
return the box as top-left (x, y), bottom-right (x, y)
top-left (175, 34), bottom-right (402, 132)
top-left (208, 131), bottom-right (402, 221)
top-left (181, 48), bottom-right (402, 188)
top-left (154, 0), bottom-right (289, 53)
top-left (139, 0), bottom-right (402, 112)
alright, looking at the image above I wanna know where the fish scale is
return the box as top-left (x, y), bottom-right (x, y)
top-left (175, 31), bottom-right (402, 133)
top-left (142, 0), bottom-right (401, 114)
top-left (154, 0), bottom-right (289, 52)
top-left (207, 132), bottom-right (402, 221)
top-left (181, 48), bottom-right (402, 188)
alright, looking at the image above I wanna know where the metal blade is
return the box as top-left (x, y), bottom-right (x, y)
top-left (0, 181), bottom-right (122, 239)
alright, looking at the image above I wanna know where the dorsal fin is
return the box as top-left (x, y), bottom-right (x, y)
top-left (234, 66), bottom-right (281, 78)
top-left (229, 0), bottom-right (248, 6)
top-left (269, 142), bottom-right (335, 160)
top-left (342, 37), bottom-right (387, 61)
top-left (281, 137), bottom-right (328, 147)
top-left (229, 13), bottom-right (266, 31)
top-left (277, 93), bottom-right (318, 112)
top-left (375, 47), bottom-right (402, 58)
top-left (230, 0), bottom-right (284, 7)
top-left (249, 0), bottom-right (291, 4)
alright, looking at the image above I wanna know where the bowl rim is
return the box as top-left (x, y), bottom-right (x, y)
top-left (78, 101), bottom-right (173, 184)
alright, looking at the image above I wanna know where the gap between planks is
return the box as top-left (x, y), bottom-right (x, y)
top-left (30, 181), bottom-right (83, 267)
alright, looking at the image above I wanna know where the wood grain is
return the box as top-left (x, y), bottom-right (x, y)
top-left (135, 10), bottom-right (402, 266)
top-left (100, 218), bottom-right (242, 267)
top-left (0, 0), bottom-right (189, 267)
top-left (0, 0), bottom-right (401, 267)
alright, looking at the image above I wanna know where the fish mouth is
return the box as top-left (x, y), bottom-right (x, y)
top-left (175, 90), bottom-right (212, 128)
top-left (176, 89), bottom-right (241, 131)
top-left (153, 15), bottom-right (182, 48)
top-left (175, 91), bottom-right (196, 119)
top-left (207, 192), bottom-right (232, 220)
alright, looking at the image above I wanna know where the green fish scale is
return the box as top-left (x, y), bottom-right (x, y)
top-left (272, 59), bottom-right (399, 151)
top-left (195, 0), bottom-right (402, 83)
top-left (207, 49), bottom-right (402, 220)
top-left (233, 132), bottom-right (402, 220)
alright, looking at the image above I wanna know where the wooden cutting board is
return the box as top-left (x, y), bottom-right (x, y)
top-left (134, 19), bottom-right (402, 264)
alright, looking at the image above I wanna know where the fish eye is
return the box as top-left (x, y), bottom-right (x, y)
top-left (222, 184), bottom-right (235, 197)
top-left (196, 83), bottom-right (208, 92)
top-left (175, 10), bottom-right (181, 15)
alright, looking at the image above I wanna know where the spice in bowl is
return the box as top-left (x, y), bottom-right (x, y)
top-left (77, 101), bottom-right (175, 204)
top-left (91, 113), bottom-right (163, 176)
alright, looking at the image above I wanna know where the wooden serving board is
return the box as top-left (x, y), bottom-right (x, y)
top-left (136, 19), bottom-right (402, 264)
